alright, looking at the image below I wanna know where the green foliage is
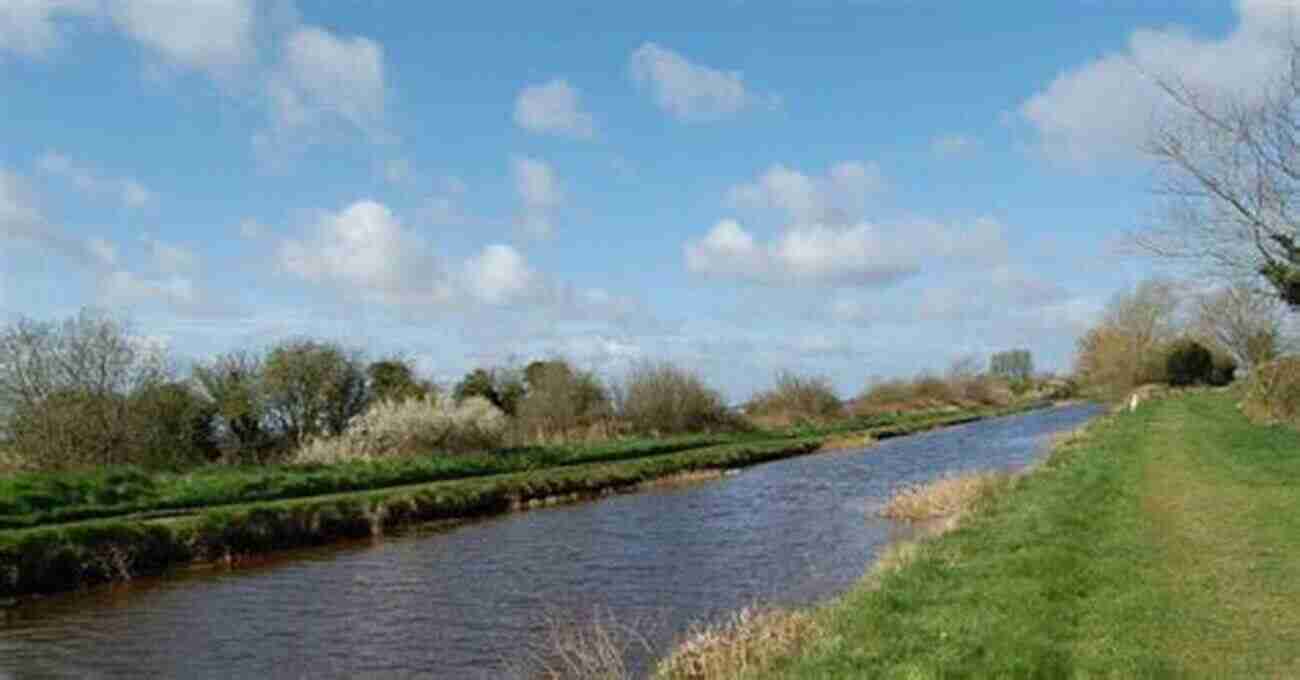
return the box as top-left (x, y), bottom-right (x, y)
top-left (262, 339), bottom-right (369, 444)
top-left (366, 358), bottom-right (431, 404)
top-left (453, 367), bottom-right (524, 416)
top-left (126, 382), bottom-right (219, 468)
top-left (193, 351), bottom-right (272, 463)
top-left (1166, 339), bottom-right (1214, 386)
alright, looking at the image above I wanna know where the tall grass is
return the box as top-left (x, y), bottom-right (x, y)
top-left (881, 470), bottom-right (1011, 521)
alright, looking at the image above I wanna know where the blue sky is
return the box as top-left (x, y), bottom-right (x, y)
top-left (0, 1), bottom-right (1284, 398)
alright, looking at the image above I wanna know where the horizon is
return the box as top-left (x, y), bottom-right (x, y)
top-left (0, 0), bottom-right (1276, 401)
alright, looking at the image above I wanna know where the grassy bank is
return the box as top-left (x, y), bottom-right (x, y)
top-left (733, 390), bottom-right (1300, 678)
top-left (0, 402), bottom-right (1047, 598)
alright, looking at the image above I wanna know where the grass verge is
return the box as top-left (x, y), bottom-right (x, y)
top-left (734, 391), bottom-right (1300, 678)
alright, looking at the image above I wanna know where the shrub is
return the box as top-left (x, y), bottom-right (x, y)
top-left (617, 362), bottom-right (737, 435)
top-left (126, 382), bottom-right (219, 468)
top-left (746, 372), bottom-right (842, 426)
top-left (1166, 340), bottom-right (1214, 386)
top-left (517, 360), bottom-right (612, 440)
top-left (294, 395), bottom-right (506, 464)
top-left (1241, 357), bottom-right (1300, 426)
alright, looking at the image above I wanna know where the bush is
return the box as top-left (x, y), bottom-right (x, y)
top-left (747, 372), bottom-right (843, 426)
top-left (1242, 357), bottom-right (1300, 426)
top-left (618, 362), bottom-right (738, 435)
top-left (1166, 340), bottom-right (1214, 386)
top-left (293, 395), bottom-right (507, 464)
top-left (516, 360), bottom-right (612, 440)
top-left (126, 382), bottom-right (219, 468)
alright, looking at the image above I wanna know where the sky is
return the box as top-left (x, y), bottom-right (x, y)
top-left (0, 0), bottom-right (1290, 399)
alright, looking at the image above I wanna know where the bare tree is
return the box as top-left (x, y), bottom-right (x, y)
top-left (1137, 39), bottom-right (1300, 306)
top-left (1075, 279), bottom-right (1182, 395)
top-left (1194, 282), bottom-right (1288, 368)
top-left (0, 309), bottom-right (168, 467)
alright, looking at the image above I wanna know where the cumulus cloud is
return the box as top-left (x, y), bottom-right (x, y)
top-left (629, 42), bottom-right (756, 122)
top-left (685, 219), bottom-right (919, 286)
top-left (463, 244), bottom-right (535, 304)
top-left (514, 79), bottom-right (595, 139)
top-left (280, 200), bottom-right (450, 307)
top-left (1020, 0), bottom-right (1294, 163)
top-left (686, 213), bottom-right (1011, 288)
top-left (726, 161), bottom-right (885, 225)
top-left (36, 151), bottom-right (157, 209)
top-left (0, 167), bottom-right (113, 265)
top-left (512, 156), bottom-right (563, 237)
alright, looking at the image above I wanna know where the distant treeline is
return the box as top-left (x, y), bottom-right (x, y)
top-left (0, 308), bottom-right (1059, 472)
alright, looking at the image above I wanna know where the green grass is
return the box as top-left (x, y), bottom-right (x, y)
top-left (751, 391), bottom-right (1300, 679)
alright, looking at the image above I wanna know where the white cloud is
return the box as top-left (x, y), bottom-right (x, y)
top-left (629, 42), bottom-right (754, 122)
top-left (931, 133), bottom-right (980, 157)
top-left (36, 151), bottom-right (157, 209)
top-left (686, 214), bottom-right (1011, 288)
top-left (107, 0), bottom-right (255, 75)
top-left (514, 78), bottom-right (595, 139)
top-left (260, 24), bottom-right (387, 154)
top-left (280, 200), bottom-right (449, 307)
top-left (685, 219), bottom-right (918, 286)
top-left (462, 244), bottom-right (534, 304)
top-left (1020, 1), bottom-right (1294, 163)
top-left (727, 161), bottom-right (885, 225)
top-left (512, 156), bottom-right (563, 237)
top-left (0, 0), bottom-right (97, 58)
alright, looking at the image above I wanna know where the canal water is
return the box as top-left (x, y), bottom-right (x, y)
top-left (0, 403), bottom-right (1102, 679)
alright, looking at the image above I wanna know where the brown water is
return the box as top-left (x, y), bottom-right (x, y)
top-left (0, 403), bottom-right (1102, 679)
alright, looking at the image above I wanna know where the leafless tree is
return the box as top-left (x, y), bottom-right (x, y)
top-left (0, 309), bottom-right (168, 467)
top-left (1137, 39), bottom-right (1300, 306)
top-left (1194, 282), bottom-right (1288, 368)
